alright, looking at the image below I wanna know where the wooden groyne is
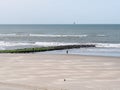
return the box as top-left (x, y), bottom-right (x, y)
top-left (0, 44), bottom-right (95, 53)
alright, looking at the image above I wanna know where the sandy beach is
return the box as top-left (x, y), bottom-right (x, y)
top-left (0, 54), bottom-right (120, 90)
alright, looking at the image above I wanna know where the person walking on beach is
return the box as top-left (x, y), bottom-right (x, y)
top-left (66, 50), bottom-right (68, 54)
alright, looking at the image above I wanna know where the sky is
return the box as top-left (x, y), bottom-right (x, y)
top-left (0, 0), bottom-right (120, 24)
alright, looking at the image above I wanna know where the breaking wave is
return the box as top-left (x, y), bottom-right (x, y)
top-left (0, 41), bottom-right (31, 47)
top-left (29, 34), bottom-right (88, 37)
top-left (95, 43), bottom-right (120, 48)
top-left (0, 41), bottom-right (120, 50)
top-left (0, 41), bottom-right (80, 49)
top-left (0, 33), bottom-right (88, 37)
top-left (96, 34), bottom-right (106, 37)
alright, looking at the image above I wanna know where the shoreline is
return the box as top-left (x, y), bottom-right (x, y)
top-left (38, 51), bottom-right (120, 58)
top-left (0, 52), bottom-right (119, 57)
top-left (0, 52), bottom-right (120, 58)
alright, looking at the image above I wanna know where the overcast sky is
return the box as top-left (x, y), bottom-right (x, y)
top-left (0, 0), bottom-right (120, 24)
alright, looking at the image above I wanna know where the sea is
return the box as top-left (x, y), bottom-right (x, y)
top-left (0, 24), bottom-right (120, 57)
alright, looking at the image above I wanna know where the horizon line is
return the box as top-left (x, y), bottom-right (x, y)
top-left (0, 24), bottom-right (120, 25)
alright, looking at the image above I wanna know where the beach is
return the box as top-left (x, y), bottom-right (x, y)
top-left (0, 54), bottom-right (120, 90)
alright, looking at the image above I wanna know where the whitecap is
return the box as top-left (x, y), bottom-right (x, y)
top-left (29, 34), bottom-right (88, 37)
top-left (96, 34), bottom-right (106, 37)
top-left (95, 43), bottom-right (120, 48)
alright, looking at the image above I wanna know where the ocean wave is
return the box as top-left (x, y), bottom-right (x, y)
top-left (30, 34), bottom-right (88, 37)
top-left (0, 33), bottom-right (109, 38)
top-left (0, 41), bottom-right (79, 47)
top-left (96, 34), bottom-right (106, 37)
top-left (0, 41), bottom-right (31, 47)
top-left (0, 33), bottom-right (29, 37)
top-left (0, 34), bottom-right (16, 37)
top-left (0, 41), bottom-right (120, 49)
top-left (35, 42), bottom-right (79, 46)
top-left (0, 33), bottom-right (88, 37)
top-left (95, 43), bottom-right (120, 48)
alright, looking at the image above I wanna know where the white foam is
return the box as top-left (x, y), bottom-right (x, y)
top-left (0, 41), bottom-right (79, 47)
top-left (35, 42), bottom-right (79, 46)
top-left (96, 43), bottom-right (120, 48)
top-left (29, 34), bottom-right (88, 37)
top-left (0, 33), bottom-right (30, 37)
top-left (0, 41), bottom-right (31, 47)
top-left (96, 34), bottom-right (106, 37)
top-left (0, 34), bottom-right (16, 37)
top-left (0, 33), bottom-right (88, 37)
top-left (0, 41), bottom-right (120, 50)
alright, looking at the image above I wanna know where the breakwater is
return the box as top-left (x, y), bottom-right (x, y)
top-left (0, 44), bottom-right (95, 53)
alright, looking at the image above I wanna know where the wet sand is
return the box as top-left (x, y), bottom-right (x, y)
top-left (0, 54), bottom-right (120, 90)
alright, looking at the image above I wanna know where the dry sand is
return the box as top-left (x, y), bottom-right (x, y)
top-left (0, 54), bottom-right (120, 90)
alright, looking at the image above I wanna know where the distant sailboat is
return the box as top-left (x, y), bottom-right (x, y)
top-left (73, 22), bottom-right (76, 24)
